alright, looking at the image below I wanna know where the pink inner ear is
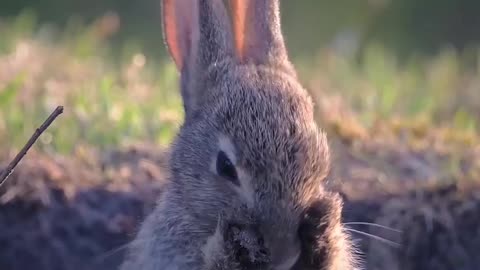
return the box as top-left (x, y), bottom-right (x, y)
top-left (162, 0), bottom-right (198, 70)
top-left (230, 0), bottom-right (289, 66)
top-left (231, 0), bottom-right (273, 63)
top-left (163, 0), bottom-right (183, 69)
top-left (231, 0), bottom-right (247, 61)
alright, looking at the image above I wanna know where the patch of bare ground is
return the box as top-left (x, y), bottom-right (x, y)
top-left (0, 144), bottom-right (168, 270)
top-left (317, 93), bottom-right (480, 269)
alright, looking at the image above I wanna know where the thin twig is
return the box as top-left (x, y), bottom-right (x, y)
top-left (0, 106), bottom-right (64, 186)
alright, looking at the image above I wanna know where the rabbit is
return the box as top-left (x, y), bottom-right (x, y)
top-left (120, 0), bottom-right (357, 269)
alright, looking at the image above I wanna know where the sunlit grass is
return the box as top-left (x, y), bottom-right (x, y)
top-left (0, 11), bottom-right (183, 154)
top-left (300, 43), bottom-right (479, 131)
top-left (0, 11), bottom-right (478, 155)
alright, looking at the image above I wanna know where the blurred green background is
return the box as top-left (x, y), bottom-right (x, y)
top-left (0, 0), bottom-right (479, 154)
top-left (2, 0), bottom-right (480, 61)
top-left (0, 0), bottom-right (480, 60)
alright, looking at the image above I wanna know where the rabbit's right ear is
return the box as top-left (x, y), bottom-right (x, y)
top-left (162, 0), bottom-right (234, 118)
top-left (230, 0), bottom-right (292, 71)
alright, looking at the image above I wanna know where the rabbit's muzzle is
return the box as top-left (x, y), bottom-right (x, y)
top-left (224, 219), bottom-right (301, 270)
top-left (263, 227), bottom-right (301, 270)
top-left (223, 202), bottom-right (303, 269)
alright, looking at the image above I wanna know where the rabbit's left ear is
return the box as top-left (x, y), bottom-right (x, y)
top-left (230, 0), bottom-right (291, 68)
top-left (162, 0), bottom-right (234, 118)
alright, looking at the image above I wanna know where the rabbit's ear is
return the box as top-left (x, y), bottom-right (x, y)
top-left (162, 0), bottom-right (233, 117)
top-left (162, 0), bottom-right (197, 70)
top-left (230, 0), bottom-right (290, 66)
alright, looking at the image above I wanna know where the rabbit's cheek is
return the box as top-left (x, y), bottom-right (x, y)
top-left (231, 167), bottom-right (255, 208)
top-left (201, 222), bottom-right (225, 268)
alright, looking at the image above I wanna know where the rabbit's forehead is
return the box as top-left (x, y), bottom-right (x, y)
top-left (211, 77), bottom-right (329, 182)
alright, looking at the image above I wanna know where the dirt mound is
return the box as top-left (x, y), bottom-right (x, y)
top-left (364, 183), bottom-right (480, 270)
top-left (0, 145), bottom-right (167, 270)
top-left (0, 135), bottom-right (479, 270)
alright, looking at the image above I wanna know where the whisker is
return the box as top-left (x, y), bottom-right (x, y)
top-left (93, 243), bottom-right (133, 263)
top-left (344, 222), bottom-right (402, 233)
top-left (92, 238), bottom-right (151, 264)
top-left (345, 228), bottom-right (401, 248)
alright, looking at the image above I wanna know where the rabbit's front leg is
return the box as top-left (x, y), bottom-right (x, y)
top-left (294, 196), bottom-right (353, 270)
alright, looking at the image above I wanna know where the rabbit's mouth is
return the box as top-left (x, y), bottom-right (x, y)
top-left (268, 234), bottom-right (301, 270)
top-left (273, 249), bottom-right (301, 270)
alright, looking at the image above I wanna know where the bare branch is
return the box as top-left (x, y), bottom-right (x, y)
top-left (0, 106), bottom-right (64, 186)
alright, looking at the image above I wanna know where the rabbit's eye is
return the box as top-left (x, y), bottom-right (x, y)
top-left (216, 151), bottom-right (238, 184)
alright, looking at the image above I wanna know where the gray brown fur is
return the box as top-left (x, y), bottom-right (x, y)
top-left (120, 0), bottom-right (356, 269)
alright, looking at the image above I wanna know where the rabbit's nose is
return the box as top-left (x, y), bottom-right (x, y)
top-left (268, 234), bottom-right (301, 270)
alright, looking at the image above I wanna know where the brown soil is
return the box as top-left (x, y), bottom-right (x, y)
top-left (0, 123), bottom-right (479, 270)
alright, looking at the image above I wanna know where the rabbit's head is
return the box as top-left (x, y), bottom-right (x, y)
top-left (162, 0), bottom-right (352, 269)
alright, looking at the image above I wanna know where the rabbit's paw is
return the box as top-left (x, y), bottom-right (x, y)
top-left (295, 196), bottom-right (345, 269)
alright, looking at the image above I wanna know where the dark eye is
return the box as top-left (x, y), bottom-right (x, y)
top-left (216, 151), bottom-right (239, 184)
